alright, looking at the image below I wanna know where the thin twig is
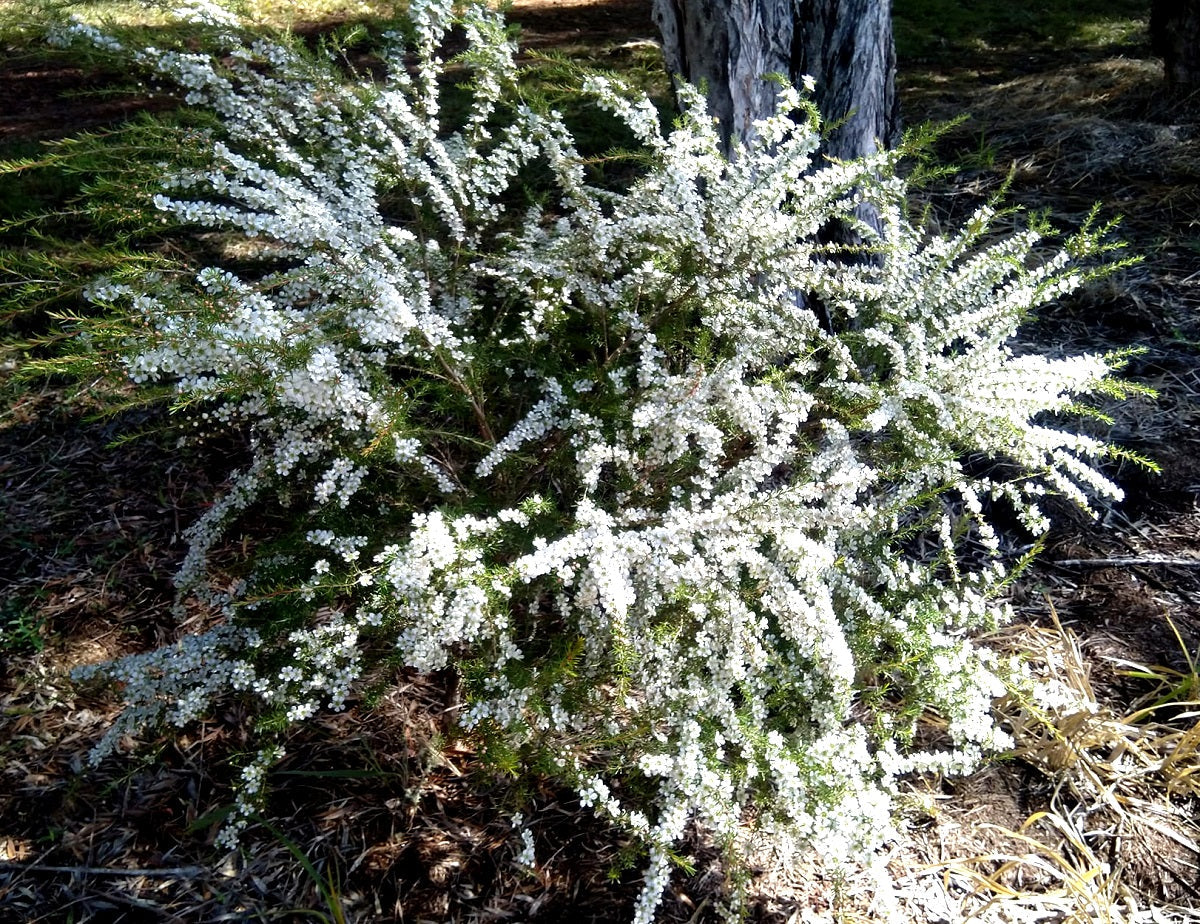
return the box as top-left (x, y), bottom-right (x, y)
top-left (1052, 557), bottom-right (1200, 568)
top-left (0, 862), bottom-right (206, 878)
top-left (432, 347), bottom-right (496, 445)
top-left (685, 897), bottom-right (711, 924)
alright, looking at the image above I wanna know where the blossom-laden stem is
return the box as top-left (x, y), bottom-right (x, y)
top-left (66, 5), bottom-right (1132, 922)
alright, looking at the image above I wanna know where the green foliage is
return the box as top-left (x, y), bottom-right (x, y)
top-left (7, 2), bottom-right (1150, 922)
top-left (0, 599), bottom-right (46, 655)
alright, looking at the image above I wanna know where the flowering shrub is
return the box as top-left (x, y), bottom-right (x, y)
top-left (63, 1), bottom-right (1134, 919)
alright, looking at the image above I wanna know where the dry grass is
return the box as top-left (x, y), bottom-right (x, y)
top-left (771, 607), bottom-right (1200, 924)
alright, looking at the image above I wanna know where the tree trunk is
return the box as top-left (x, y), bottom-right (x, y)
top-left (652, 0), bottom-right (899, 330)
top-left (651, 0), bottom-right (899, 158)
top-left (1151, 0), bottom-right (1200, 87)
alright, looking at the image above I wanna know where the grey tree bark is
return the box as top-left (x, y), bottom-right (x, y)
top-left (651, 0), bottom-right (900, 158)
top-left (1151, 0), bottom-right (1200, 87)
top-left (651, 0), bottom-right (898, 330)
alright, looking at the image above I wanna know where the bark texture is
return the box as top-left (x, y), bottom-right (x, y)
top-left (1151, 0), bottom-right (1200, 87)
top-left (651, 0), bottom-right (899, 157)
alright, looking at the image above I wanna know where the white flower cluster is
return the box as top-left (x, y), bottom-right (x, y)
top-left (66, 3), bottom-right (1132, 919)
top-left (173, 0), bottom-right (241, 28)
top-left (46, 16), bottom-right (124, 53)
top-left (217, 746), bottom-right (283, 849)
top-left (510, 813), bottom-right (537, 870)
top-left (73, 624), bottom-right (262, 763)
